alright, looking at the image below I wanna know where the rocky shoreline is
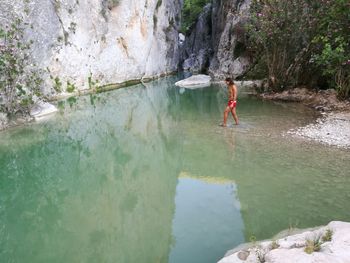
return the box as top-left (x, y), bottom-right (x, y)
top-left (0, 72), bottom-right (176, 132)
top-left (218, 221), bottom-right (350, 263)
top-left (259, 88), bottom-right (350, 149)
top-left (259, 87), bottom-right (350, 112)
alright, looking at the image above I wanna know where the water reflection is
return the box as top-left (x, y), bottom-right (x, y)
top-left (169, 177), bottom-right (244, 263)
top-left (0, 78), bottom-right (182, 263)
top-left (1, 77), bottom-right (350, 263)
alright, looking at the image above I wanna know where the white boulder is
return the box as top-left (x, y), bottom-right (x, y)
top-left (175, 74), bottom-right (211, 89)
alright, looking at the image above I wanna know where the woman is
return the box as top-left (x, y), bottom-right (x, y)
top-left (221, 77), bottom-right (239, 126)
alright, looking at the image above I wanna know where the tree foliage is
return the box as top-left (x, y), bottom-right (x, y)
top-left (0, 18), bottom-right (43, 117)
top-left (246, 0), bottom-right (350, 98)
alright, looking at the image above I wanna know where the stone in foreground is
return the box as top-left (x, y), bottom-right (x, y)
top-left (175, 74), bottom-right (211, 89)
top-left (218, 221), bottom-right (350, 263)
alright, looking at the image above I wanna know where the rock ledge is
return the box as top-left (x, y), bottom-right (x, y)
top-left (218, 221), bottom-right (350, 263)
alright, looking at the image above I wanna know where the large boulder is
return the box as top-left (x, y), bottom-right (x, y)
top-left (175, 74), bottom-right (211, 89)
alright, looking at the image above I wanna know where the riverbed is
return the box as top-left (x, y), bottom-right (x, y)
top-left (1, 76), bottom-right (349, 263)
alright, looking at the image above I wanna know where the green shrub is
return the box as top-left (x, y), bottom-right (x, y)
top-left (304, 239), bottom-right (322, 254)
top-left (53, 77), bottom-right (63, 92)
top-left (321, 229), bottom-right (333, 242)
top-left (66, 81), bottom-right (76, 93)
top-left (246, 0), bottom-right (350, 98)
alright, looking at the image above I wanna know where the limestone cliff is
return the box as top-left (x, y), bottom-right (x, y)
top-left (0, 0), bottom-right (182, 95)
top-left (181, 0), bottom-right (252, 79)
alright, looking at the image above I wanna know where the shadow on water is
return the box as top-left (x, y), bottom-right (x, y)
top-left (0, 76), bottom-right (350, 263)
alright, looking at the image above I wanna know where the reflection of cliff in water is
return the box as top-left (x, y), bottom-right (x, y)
top-left (0, 78), bottom-right (182, 263)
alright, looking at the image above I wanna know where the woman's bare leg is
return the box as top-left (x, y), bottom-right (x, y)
top-left (231, 108), bottom-right (239, 125)
top-left (222, 107), bottom-right (230, 126)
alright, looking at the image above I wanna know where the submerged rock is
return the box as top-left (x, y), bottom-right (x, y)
top-left (218, 221), bottom-right (350, 263)
top-left (175, 74), bottom-right (211, 88)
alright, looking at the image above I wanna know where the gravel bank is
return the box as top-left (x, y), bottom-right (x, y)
top-left (287, 112), bottom-right (350, 149)
top-left (259, 87), bottom-right (350, 149)
top-left (260, 88), bottom-right (350, 112)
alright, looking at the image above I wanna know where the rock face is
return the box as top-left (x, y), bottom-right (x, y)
top-left (180, 4), bottom-right (213, 73)
top-left (0, 0), bottom-right (182, 95)
top-left (218, 221), bottom-right (350, 263)
top-left (180, 0), bottom-right (252, 79)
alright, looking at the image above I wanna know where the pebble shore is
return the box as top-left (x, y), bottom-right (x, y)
top-left (288, 112), bottom-right (350, 149)
top-left (260, 88), bottom-right (350, 149)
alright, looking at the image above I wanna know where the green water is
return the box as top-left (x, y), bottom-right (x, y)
top-left (1, 76), bottom-right (350, 263)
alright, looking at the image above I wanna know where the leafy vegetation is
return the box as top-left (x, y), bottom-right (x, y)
top-left (66, 81), bottom-right (76, 93)
top-left (181, 0), bottom-right (211, 33)
top-left (304, 238), bottom-right (322, 254)
top-left (0, 18), bottom-right (43, 117)
top-left (51, 76), bottom-right (62, 92)
top-left (246, 0), bottom-right (350, 98)
top-left (304, 229), bottom-right (333, 254)
top-left (321, 229), bottom-right (333, 242)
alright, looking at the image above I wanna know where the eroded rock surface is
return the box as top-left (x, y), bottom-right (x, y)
top-left (181, 0), bottom-right (252, 79)
top-left (0, 0), bottom-right (181, 95)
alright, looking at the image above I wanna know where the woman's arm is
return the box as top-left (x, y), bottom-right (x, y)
top-left (232, 85), bottom-right (237, 101)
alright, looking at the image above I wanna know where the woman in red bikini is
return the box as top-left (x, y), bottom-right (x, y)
top-left (221, 77), bottom-right (239, 126)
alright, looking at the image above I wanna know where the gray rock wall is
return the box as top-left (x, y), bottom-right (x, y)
top-left (181, 0), bottom-right (252, 79)
top-left (0, 0), bottom-right (182, 95)
top-left (180, 3), bottom-right (213, 73)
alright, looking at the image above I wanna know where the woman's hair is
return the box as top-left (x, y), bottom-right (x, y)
top-left (225, 77), bottom-right (234, 85)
